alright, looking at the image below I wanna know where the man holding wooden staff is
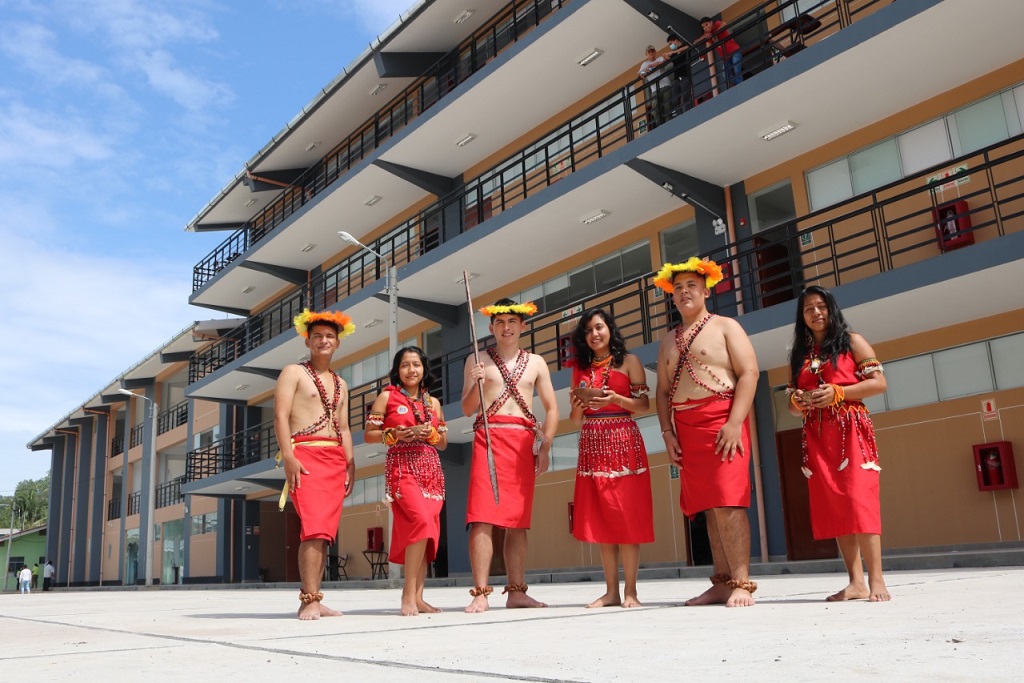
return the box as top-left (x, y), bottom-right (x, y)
top-left (461, 298), bottom-right (558, 612)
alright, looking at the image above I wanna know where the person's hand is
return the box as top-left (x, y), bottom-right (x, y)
top-left (586, 389), bottom-right (618, 410)
top-left (715, 421), bottom-right (745, 462)
top-left (806, 385), bottom-right (836, 409)
top-left (344, 463), bottom-right (355, 497)
top-left (663, 430), bottom-right (682, 465)
top-left (469, 362), bottom-right (485, 383)
top-left (283, 454), bottom-right (309, 492)
top-left (395, 426), bottom-right (417, 442)
top-left (535, 445), bottom-right (550, 475)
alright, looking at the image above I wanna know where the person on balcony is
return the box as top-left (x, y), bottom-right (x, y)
top-left (365, 346), bottom-right (448, 616)
top-left (787, 286), bottom-right (891, 602)
top-left (698, 16), bottom-right (743, 86)
top-left (638, 45), bottom-right (670, 128)
top-left (568, 308), bottom-right (654, 608)
top-left (461, 299), bottom-right (558, 613)
top-left (654, 258), bottom-right (760, 607)
top-left (274, 308), bottom-right (356, 620)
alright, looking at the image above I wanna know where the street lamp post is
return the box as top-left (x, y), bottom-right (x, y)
top-left (337, 230), bottom-right (401, 580)
top-left (118, 389), bottom-right (158, 586)
top-left (1, 502), bottom-right (14, 591)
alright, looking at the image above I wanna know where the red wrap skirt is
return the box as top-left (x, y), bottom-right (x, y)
top-left (386, 443), bottom-right (445, 564)
top-left (673, 396), bottom-right (751, 518)
top-left (466, 415), bottom-right (536, 529)
top-left (288, 435), bottom-right (348, 543)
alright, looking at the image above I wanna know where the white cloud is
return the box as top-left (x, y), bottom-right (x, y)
top-left (281, 0), bottom-right (418, 32)
top-left (0, 22), bottom-right (107, 87)
top-left (136, 49), bottom-right (233, 112)
top-left (0, 101), bottom-right (115, 169)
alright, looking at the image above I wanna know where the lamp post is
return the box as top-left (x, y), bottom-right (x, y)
top-left (338, 231), bottom-right (398, 360)
top-left (337, 230), bottom-right (400, 580)
top-left (0, 502), bottom-right (13, 591)
top-left (118, 388), bottom-right (158, 586)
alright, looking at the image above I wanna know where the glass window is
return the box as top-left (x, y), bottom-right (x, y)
top-left (991, 333), bottom-right (1024, 390)
top-left (621, 242), bottom-right (651, 280)
top-left (748, 180), bottom-right (797, 233)
top-left (806, 159), bottom-right (853, 211)
top-left (883, 356), bottom-right (938, 409)
top-left (549, 432), bottom-right (580, 472)
top-left (933, 343), bottom-right (993, 400)
top-left (952, 95), bottom-right (1009, 155)
top-left (349, 479), bottom-right (365, 506)
top-left (660, 219), bottom-right (699, 262)
top-left (862, 392), bottom-right (886, 414)
top-left (568, 265), bottom-right (596, 301)
top-left (849, 140), bottom-right (902, 195)
top-left (897, 120), bottom-right (951, 175)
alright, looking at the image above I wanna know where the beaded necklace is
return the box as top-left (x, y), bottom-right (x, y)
top-left (669, 314), bottom-right (733, 399)
top-left (396, 384), bottom-right (432, 425)
top-left (293, 361), bottom-right (342, 436)
top-left (589, 353), bottom-right (613, 389)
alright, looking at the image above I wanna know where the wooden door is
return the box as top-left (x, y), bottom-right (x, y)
top-left (776, 429), bottom-right (837, 561)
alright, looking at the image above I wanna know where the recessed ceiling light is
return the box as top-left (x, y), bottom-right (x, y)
top-left (577, 49), bottom-right (603, 67)
top-left (235, 384), bottom-right (250, 391)
top-left (364, 195), bottom-right (382, 207)
top-left (454, 10), bottom-right (474, 24)
top-left (455, 133), bottom-right (476, 147)
top-left (370, 83), bottom-right (387, 96)
top-left (244, 198), bottom-right (257, 208)
top-left (304, 141), bottom-right (321, 152)
top-left (241, 285), bottom-right (255, 294)
top-left (364, 319), bottom-right (383, 328)
top-left (760, 121), bottom-right (797, 141)
top-left (300, 243), bottom-right (317, 253)
top-left (580, 209), bottom-right (610, 224)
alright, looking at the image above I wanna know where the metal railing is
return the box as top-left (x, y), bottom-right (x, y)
top-left (188, 0), bottom-right (890, 382)
top-left (128, 423), bottom-right (144, 449)
top-left (185, 420), bottom-right (280, 482)
top-left (111, 434), bottom-right (124, 456)
top-left (192, 0), bottom-right (568, 291)
top-left (127, 491), bottom-right (141, 516)
top-left (107, 498), bottom-right (121, 521)
top-left (156, 476), bottom-right (185, 509)
top-left (157, 400), bottom-right (189, 435)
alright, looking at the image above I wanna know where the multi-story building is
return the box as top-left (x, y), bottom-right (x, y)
top-left (33, 0), bottom-right (1024, 585)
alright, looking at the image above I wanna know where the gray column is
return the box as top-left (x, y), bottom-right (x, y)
top-left (753, 371), bottom-right (787, 557)
top-left (88, 413), bottom-right (108, 584)
top-left (183, 398), bottom-right (195, 580)
top-left (72, 420), bottom-right (93, 583)
top-left (58, 434), bottom-right (75, 587)
top-left (45, 440), bottom-right (64, 568)
top-left (118, 406), bottom-right (129, 584)
top-left (137, 383), bottom-right (157, 584)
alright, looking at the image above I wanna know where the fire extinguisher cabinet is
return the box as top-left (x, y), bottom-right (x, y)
top-left (933, 199), bottom-right (975, 252)
top-left (972, 442), bottom-right (1018, 491)
top-left (366, 526), bottom-right (384, 551)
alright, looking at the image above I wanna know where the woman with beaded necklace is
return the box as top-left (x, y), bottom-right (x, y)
top-left (568, 308), bottom-right (654, 608)
top-left (365, 346), bottom-right (448, 616)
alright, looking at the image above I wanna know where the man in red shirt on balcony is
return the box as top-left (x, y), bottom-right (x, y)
top-left (275, 308), bottom-right (356, 619)
top-left (698, 16), bottom-right (744, 86)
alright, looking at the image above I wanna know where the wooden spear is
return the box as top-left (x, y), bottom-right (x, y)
top-left (463, 270), bottom-right (499, 504)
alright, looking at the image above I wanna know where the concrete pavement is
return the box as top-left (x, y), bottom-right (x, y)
top-left (1, 567), bottom-right (1020, 681)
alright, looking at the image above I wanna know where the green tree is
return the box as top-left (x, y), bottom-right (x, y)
top-left (1, 473), bottom-right (49, 529)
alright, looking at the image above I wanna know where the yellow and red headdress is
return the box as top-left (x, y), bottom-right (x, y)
top-left (479, 301), bottom-right (538, 318)
top-left (293, 308), bottom-right (355, 339)
top-left (653, 257), bottom-right (724, 293)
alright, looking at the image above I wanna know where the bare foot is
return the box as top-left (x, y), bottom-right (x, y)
top-left (585, 592), bottom-right (621, 608)
top-left (685, 583), bottom-right (732, 606)
top-left (621, 595), bottom-right (642, 608)
top-left (401, 597), bottom-right (419, 616)
top-left (825, 583), bottom-right (869, 602)
top-left (297, 602), bottom-right (321, 620)
top-left (319, 602), bottom-right (342, 617)
top-left (465, 594), bottom-right (490, 613)
top-left (726, 586), bottom-right (755, 608)
top-left (416, 599), bottom-right (442, 613)
top-left (868, 578), bottom-right (891, 602)
top-left (506, 591), bottom-right (547, 609)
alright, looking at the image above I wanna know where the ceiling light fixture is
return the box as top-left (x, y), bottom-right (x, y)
top-left (577, 49), bottom-right (603, 67)
top-left (454, 10), bottom-right (474, 24)
top-left (370, 83), bottom-right (387, 96)
top-left (300, 243), bottom-right (317, 253)
top-left (364, 318), bottom-right (383, 328)
top-left (364, 195), bottom-right (383, 207)
top-left (760, 120), bottom-right (797, 141)
top-left (243, 198), bottom-right (257, 208)
top-left (455, 133), bottom-right (476, 147)
top-left (241, 285), bottom-right (255, 294)
top-left (580, 209), bottom-right (610, 225)
top-left (235, 384), bottom-right (250, 391)
top-left (304, 141), bottom-right (321, 152)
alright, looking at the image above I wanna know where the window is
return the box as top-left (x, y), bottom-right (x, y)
top-left (951, 95), bottom-right (1009, 156)
top-left (807, 159), bottom-right (853, 211)
top-left (190, 512), bottom-right (218, 535)
top-left (991, 334), bottom-right (1024, 390)
top-left (934, 344), bottom-right (993, 400)
top-left (748, 181), bottom-right (797, 234)
top-left (660, 219), bottom-right (699, 262)
top-left (849, 141), bottom-right (902, 195)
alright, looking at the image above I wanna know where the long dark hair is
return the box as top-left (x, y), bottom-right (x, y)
top-left (571, 308), bottom-right (628, 368)
top-left (388, 346), bottom-right (435, 392)
top-left (789, 286), bottom-right (852, 385)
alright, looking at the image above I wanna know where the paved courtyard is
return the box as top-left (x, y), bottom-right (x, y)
top-left (1, 567), bottom-right (1020, 681)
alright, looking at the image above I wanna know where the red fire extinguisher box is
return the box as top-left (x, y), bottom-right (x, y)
top-left (933, 199), bottom-right (975, 252)
top-left (972, 442), bottom-right (1018, 491)
top-left (366, 526), bottom-right (384, 551)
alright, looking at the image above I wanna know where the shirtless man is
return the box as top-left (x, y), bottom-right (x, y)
top-left (654, 258), bottom-right (760, 607)
top-left (461, 298), bottom-right (559, 613)
top-left (275, 308), bottom-right (356, 620)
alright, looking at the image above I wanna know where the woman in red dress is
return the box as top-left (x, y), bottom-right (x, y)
top-left (569, 308), bottom-right (654, 608)
top-left (365, 346), bottom-right (447, 615)
top-left (787, 286), bottom-right (891, 602)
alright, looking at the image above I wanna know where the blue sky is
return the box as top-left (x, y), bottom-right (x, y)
top-left (0, 0), bottom-right (414, 496)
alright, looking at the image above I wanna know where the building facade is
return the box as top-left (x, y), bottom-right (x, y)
top-left (33, 0), bottom-right (1024, 585)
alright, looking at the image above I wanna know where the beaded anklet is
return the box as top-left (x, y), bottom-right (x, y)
top-left (710, 573), bottom-right (732, 585)
top-left (502, 583), bottom-right (529, 594)
top-left (468, 586), bottom-right (493, 597)
top-left (724, 578), bottom-right (757, 594)
top-left (299, 590), bottom-right (324, 604)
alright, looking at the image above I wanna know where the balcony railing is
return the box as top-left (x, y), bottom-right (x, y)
top-left (192, 0), bottom-right (568, 291)
top-left (157, 400), bottom-right (189, 435)
top-left (129, 423), bottom-right (144, 449)
top-left (127, 491), bottom-right (141, 516)
top-left (156, 476), bottom-right (186, 509)
top-left (188, 0), bottom-right (889, 383)
top-left (107, 498), bottom-right (121, 521)
top-left (111, 434), bottom-right (124, 456)
top-left (185, 420), bottom-right (280, 483)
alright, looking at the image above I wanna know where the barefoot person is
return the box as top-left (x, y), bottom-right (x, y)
top-left (365, 346), bottom-right (448, 616)
top-left (462, 298), bottom-right (558, 612)
top-left (274, 308), bottom-right (356, 620)
top-left (569, 308), bottom-right (654, 608)
top-left (654, 258), bottom-right (759, 608)
top-left (787, 286), bottom-right (891, 602)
